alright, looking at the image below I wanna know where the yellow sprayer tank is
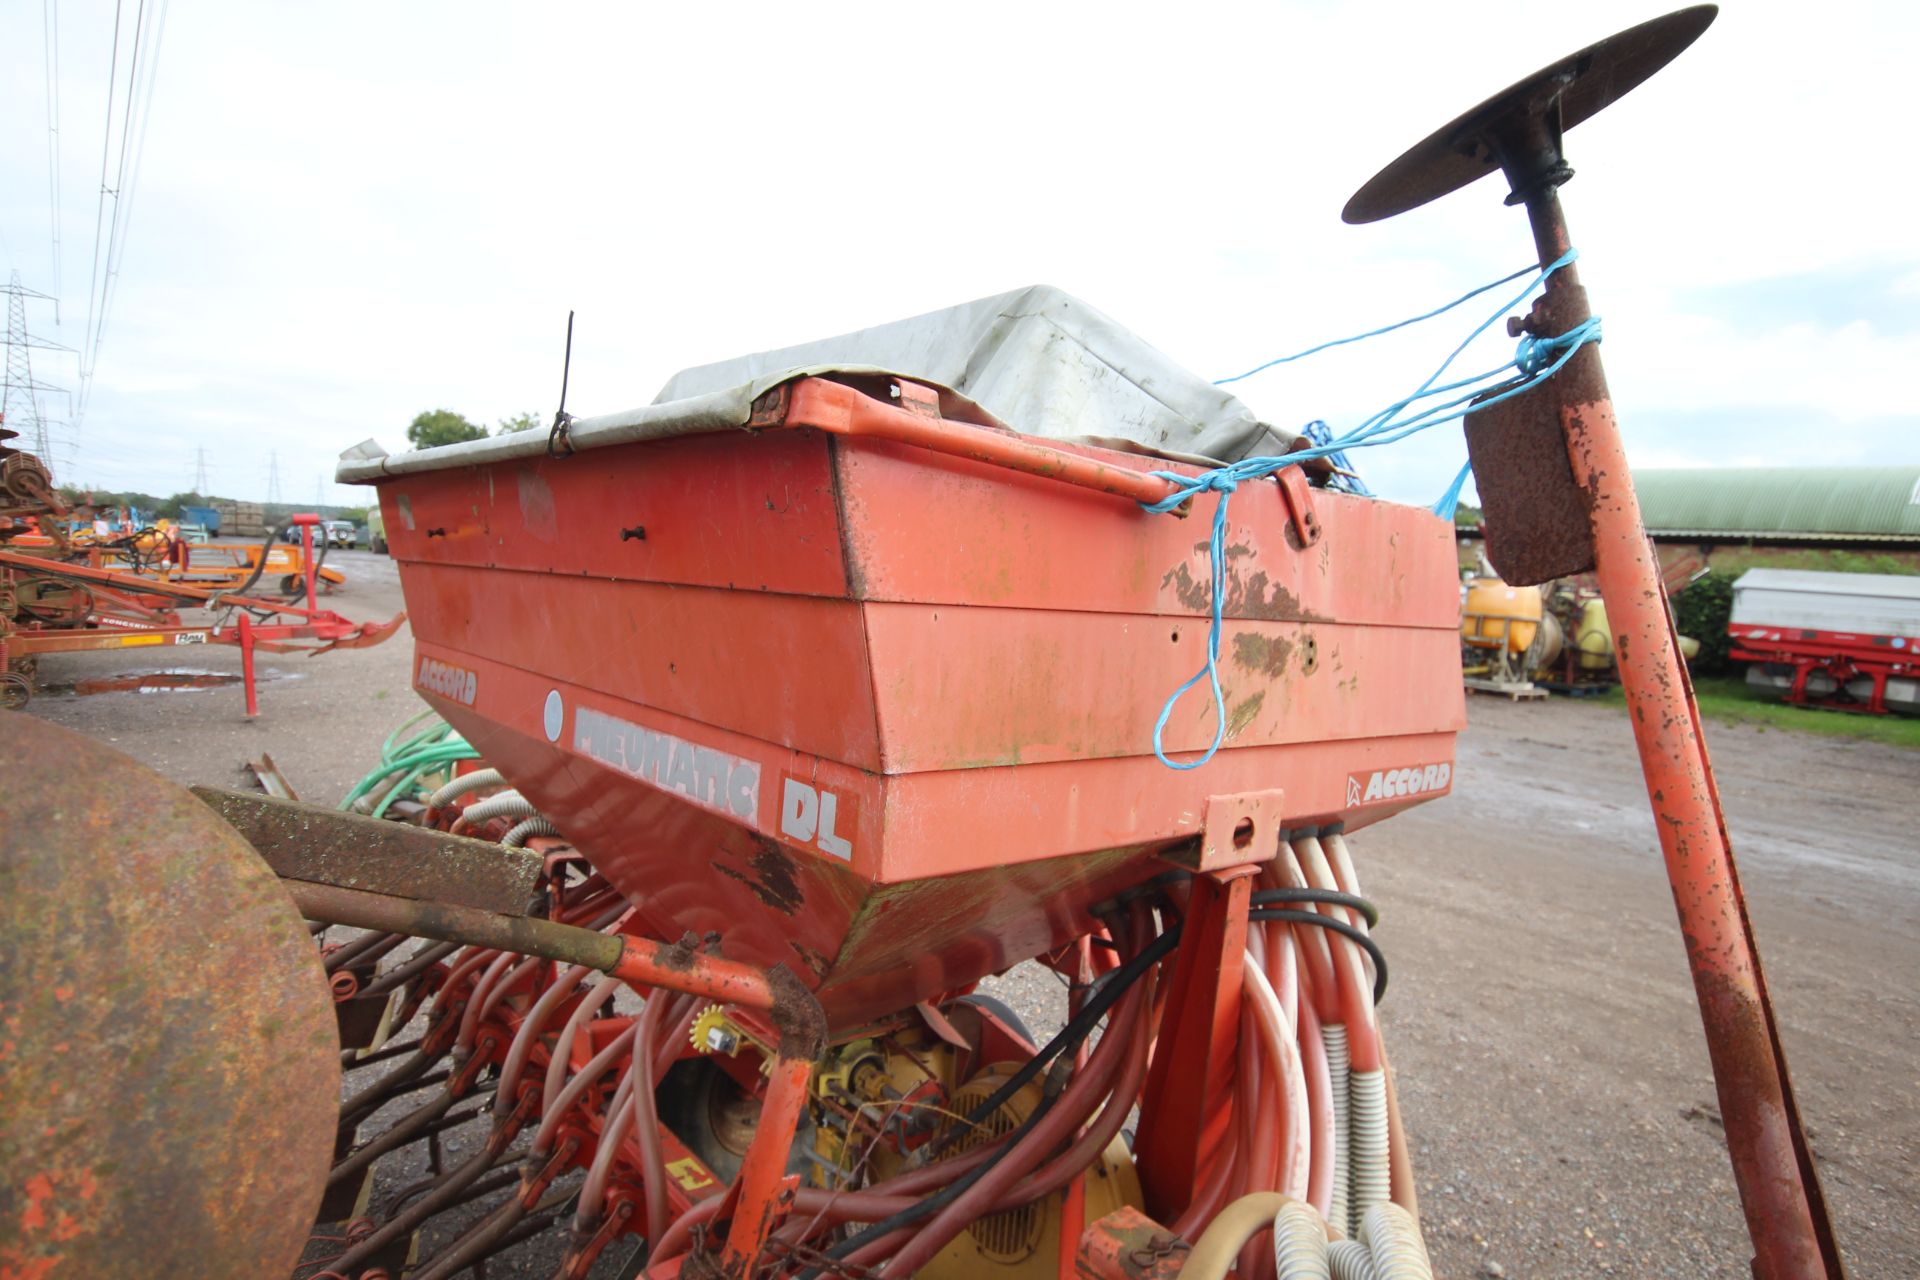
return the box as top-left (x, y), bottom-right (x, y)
top-left (1572, 596), bottom-right (1697, 669)
top-left (1461, 577), bottom-right (1542, 655)
top-left (1575, 597), bottom-right (1613, 670)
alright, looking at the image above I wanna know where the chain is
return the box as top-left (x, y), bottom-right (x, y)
top-left (755, 1233), bottom-right (889, 1280)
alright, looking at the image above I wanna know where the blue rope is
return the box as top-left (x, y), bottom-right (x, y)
top-left (1144, 249), bottom-right (1598, 770)
top-left (1212, 263), bottom-right (1537, 386)
top-left (1431, 460), bottom-right (1474, 520)
top-left (1303, 419), bottom-right (1371, 496)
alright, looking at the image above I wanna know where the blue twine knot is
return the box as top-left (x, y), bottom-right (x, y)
top-left (1515, 315), bottom-right (1603, 376)
top-left (1142, 467), bottom-right (1239, 516)
top-left (1143, 247), bottom-right (1604, 770)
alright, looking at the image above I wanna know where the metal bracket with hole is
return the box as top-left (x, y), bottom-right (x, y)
top-left (1275, 469), bottom-right (1321, 548)
top-left (1164, 789), bottom-right (1285, 873)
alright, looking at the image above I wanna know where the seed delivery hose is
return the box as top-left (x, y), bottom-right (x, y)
top-left (312, 717), bottom-right (1435, 1280)
top-left (340, 710), bottom-right (480, 818)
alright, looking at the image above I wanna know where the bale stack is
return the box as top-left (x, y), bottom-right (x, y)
top-left (213, 499), bottom-right (269, 539)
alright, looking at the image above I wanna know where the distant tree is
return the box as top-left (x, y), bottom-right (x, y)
top-left (70, 489), bottom-right (168, 518)
top-left (407, 409), bottom-right (486, 450)
top-left (495, 411), bottom-right (542, 434)
top-left (339, 506), bottom-right (371, 525)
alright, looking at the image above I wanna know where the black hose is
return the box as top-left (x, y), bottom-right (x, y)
top-left (1248, 908), bottom-right (1388, 1003)
top-left (806, 1081), bottom-right (1068, 1274)
top-left (803, 922), bottom-right (1181, 1276)
top-left (271, 520), bottom-right (332, 598)
top-left (103, 526), bottom-right (162, 572)
top-left (213, 519), bottom-right (329, 604)
top-left (923, 923), bottom-right (1182, 1161)
top-left (212, 521), bottom-right (291, 603)
top-left (1249, 886), bottom-right (1379, 928)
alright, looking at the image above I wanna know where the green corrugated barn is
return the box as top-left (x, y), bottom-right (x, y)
top-left (1634, 466), bottom-right (1920, 547)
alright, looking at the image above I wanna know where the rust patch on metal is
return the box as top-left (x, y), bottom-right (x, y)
top-left (656, 933), bottom-right (702, 973)
top-left (0, 716), bottom-right (338, 1280)
top-left (710, 840), bottom-right (806, 917)
top-left (712, 862), bottom-right (758, 894)
top-left (1160, 557), bottom-right (1325, 623)
top-left (1463, 293), bottom-right (1598, 586)
top-left (1079, 1205), bottom-right (1191, 1279)
top-left (764, 965), bottom-right (827, 1060)
top-left (1226, 690), bottom-right (1266, 738)
top-left (824, 435), bottom-right (869, 601)
top-left (748, 843), bottom-right (805, 915)
top-left (785, 939), bottom-right (834, 979)
top-left (1230, 632), bottom-right (1293, 677)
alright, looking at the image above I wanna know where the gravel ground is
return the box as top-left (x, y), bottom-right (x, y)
top-left (19, 552), bottom-right (1917, 1277)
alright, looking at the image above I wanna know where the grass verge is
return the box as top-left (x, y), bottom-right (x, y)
top-left (1606, 675), bottom-right (1920, 750)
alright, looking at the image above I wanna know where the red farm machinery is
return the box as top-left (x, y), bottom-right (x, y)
top-left (0, 10), bottom-right (1847, 1280)
top-left (0, 505), bottom-right (400, 714)
top-left (1730, 568), bottom-right (1920, 716)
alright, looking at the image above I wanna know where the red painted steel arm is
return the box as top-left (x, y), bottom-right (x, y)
top-left (711, 1054), bottom-right (811, 1274)
top-left (610, 935), bottom-right (777, 1011)
top-left (777, 376), bottom-right (1187, 508)
top-left (1133, 867), bottom-right (1257, 1222)
top-left (282, 879), bottom-right (783, 1013)
top-left (1523, 192), bottom-right (1840, 1279)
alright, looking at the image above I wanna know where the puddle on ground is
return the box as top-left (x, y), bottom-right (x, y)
top-left (55, 668), bottom-right (300, 696)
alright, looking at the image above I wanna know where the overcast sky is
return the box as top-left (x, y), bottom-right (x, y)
top-left (2, 0), bottom-right (1914, 510)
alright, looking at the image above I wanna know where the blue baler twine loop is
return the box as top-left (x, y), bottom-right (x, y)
top-left (1144, 248), bottom-right (1599, 769)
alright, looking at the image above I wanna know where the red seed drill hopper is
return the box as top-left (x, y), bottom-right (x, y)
top-left (342, 367), bottom-right (1461, 1032)
top-left (0, 10), bottom-right (1843, 1280)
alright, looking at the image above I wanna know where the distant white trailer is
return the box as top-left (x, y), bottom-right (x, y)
top-left (1729, 568), bottom-right (1920, 715)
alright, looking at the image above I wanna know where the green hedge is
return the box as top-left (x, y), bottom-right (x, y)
top-left (1673, 569), bottom-right (1736, 674)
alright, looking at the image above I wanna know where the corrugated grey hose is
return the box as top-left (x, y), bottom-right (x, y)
top-left (1272, 1199), bottom-right (1332, 1279)
top-left (1329, 1239), bottom-right (1379, 1280)
top-left (502, 816), bottom-right (559, 848)
top-left (458, 790), bottom-right (538, 826)
top-left (428, 767), bottom-right (503, 810)
top-left (1356, 1204), bottom-right (1433, 1280)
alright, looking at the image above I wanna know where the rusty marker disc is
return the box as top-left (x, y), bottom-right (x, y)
top-left (0, 716), bottom-right (339, 1278)
top-left (1343, 5), bottom-right (1718, 224)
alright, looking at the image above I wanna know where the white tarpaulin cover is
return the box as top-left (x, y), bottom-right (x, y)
top-left (338, 285), bottom-right (1293, 483)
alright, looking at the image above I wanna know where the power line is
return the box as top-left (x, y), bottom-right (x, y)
top-left (80, 0), bottom-right (126, 403)
top-left (83, 0), bottom-right (150, 411)
top-left (194, 444), bottom-right (207, 494)
top-left (43, 0), bottom-right (63, 323)
top-left (94, 0), bottom-right (167, 374)
top-left (75, 0), bottom-right (169, 427)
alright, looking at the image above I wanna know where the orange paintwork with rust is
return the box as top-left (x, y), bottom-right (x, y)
top-left (375, 379), bottom-right (1464, 1028)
